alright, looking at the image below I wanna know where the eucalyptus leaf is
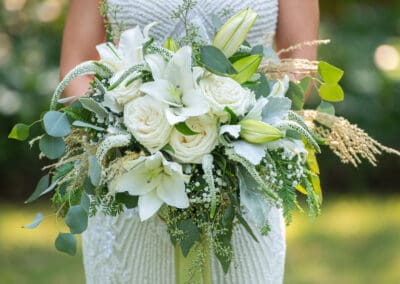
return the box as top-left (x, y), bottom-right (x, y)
top-left (115, 191), bottom-right (138, 209)
top-left (80, 192), bottom-right (91, 213)
top-left (25, 175), bottom-right (49, 203)
top-left (22, 213), bottom-right (44, 229)
top-left (319, 83), bottom-right (344, 102)
top-left (88, 155), bottom-right (101, 186)
top-left (175, 122), bottom-right (199, 136)
top-left (200, 45), bottom-right (237, 75)
top-left (318, 61), bottom-right (344, 83)
top-left (39, 134), bottom-right (65, 159)
top-left (286, 82), bottom-right (305, 111)
top-left (55, 233), bottom-right (77, 256)
top-left (317, 101), bottom-right (335, 115)
top-left (65, 205), bottom-right (88, 234)
top-left (8, 123), bottom-right (30, 141)
top-left (177, 219), bottom-right (200, 257)
top-left (43, 111), bottom-right (71, 137)
top-left (245, 73), bottom-right (270, 98)
top-left (72, 121), bottom-right (105, 131)
top-left (79, 97), bottom-right (108, 118)
top-left (224, 106), bottom-right (238, 124)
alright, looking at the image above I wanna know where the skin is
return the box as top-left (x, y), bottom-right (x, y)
top-left (60, 0), bottom-right (320, 98)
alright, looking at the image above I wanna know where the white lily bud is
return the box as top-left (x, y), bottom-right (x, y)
top-left (240, 119), bottom-right (282, 144)
top-left (213, 8), bottom-right (258, 58)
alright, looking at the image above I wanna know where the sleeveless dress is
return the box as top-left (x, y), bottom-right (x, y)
top-left (82, 1), bottom-right (286, 283)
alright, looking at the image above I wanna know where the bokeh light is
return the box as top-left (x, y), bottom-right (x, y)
top-left (3, 0), bottom-right (27, 11)
top-left (374, 44), bottom-right (400, 71)
top-left (0, 32), bottom-right (12, 65)
top-left (35, 0), bottom-right (63, 22)
top-left (0, 85), bottom-right (22, 115)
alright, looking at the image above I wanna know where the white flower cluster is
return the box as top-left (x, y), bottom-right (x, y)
top-left (97, 26), bottom-right (256, 165)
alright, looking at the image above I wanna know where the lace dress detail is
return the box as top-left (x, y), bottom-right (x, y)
top-left (83, 1), bottom-right (285, 283)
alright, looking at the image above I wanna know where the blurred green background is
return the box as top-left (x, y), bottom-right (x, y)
top-left (0, 0), bottom-right (399, 283)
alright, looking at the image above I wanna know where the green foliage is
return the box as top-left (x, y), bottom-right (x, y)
top-left (317, 101), bottom-right (336, 115)
top-left (25, 175), bottom-right (50, 203)
top-left (286, 82), bottom-right (305, 110)
top-left (244, 73), bottom-right (270, 98)
top-left (8, 123), bottom-right (30, 141)
top-left (319, 83), bottom-right (345, 102)
top-left (22, 213), bottom-right (44, 229)
top-left (115, 191), bottom-right (139, 209)
top-left (79, 98), bottom-right (108, 119)
top-left (230, 54), bottom-right (262, 84)
top-left (39, 135), bottom-right (65, 159)
top-left (43, 111), bottom-right (71, 137)
top-left (55, 233), bottom-right (77, 256)
top-left (175, 122), bottom-right (200, 136)
top-left (318, 61), bottom-right (344, 83)
top-left (65, 205), bottom-right (88, 234)
top-left (88, 156), bottom-right (101, 187)
top-left (177, 219), bottom-right (201, 257)
top-left (200, 46), bottom-right (237, 75)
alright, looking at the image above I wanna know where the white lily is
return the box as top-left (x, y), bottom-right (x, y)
top-left (115, 152), bottom-right (189, 221)
top-left (96, 22), bottom-right (158, 71)
top-left (140, 46), bottom-right (209, 124)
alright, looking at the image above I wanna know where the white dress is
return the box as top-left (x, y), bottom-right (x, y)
top-left (82, 1), bottom-right (286, 283)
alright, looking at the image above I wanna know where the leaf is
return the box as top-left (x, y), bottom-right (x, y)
top-left (63, 100), bottom-right (91, 122)
top-left (299, 76), bottom-right (311, 92)
top-left (237, 165), bottom-right (271, 228)
top-left (39, 134), bottom-right (65, 159)
top-left (65, 205), bottom-right (88, 234)
top-left (319, 83), bottom-right (344, 102)
top-left (55, 233), bottom-right (77, 256)
top-left (50, 61), bottom-right (113, 110)
top-left (57, 96), bottom-right (76, 104)
top-left (286, 82), bottom-right (305, 110)
top-left (79, 98), bottom-right (108, 118)
top-left (25, 175), bottom-right (49, 203)
top-left (230, 54), bottom-right (262, 84)
top-left (175, 122), bottom-right (199, 136)
top-left (318, 61), bottom-right (344, 83)
top-left (215, 205), bottom-right (234, 273)
top-left (43, 111), bottom-right (71, 137)
top-left (200, 45), bottom-right (237, 75)
top-left (162, 37), bottom-right (179, 52)
top-left (8, 123), bottom-right (30, 141)
top-left (52, 163), bottom-right (74, 184)
top-left (317, 101), bottom-right (335, 115)
top-left (224, 107), bottom-right (238, 124)
top-left (80, 192), bottom-right (91, 213)
top-left (88, 155), bottom-right (101, 187)
top-left (236, 213), bottom-right (258, 242)
top-left (115, 191), bottom-right (138, 209)
top-left (22, 213), bottom-right (44, 229)
top-left (296, 184), bottom-right (308, 195)
top-left (83, 177), bottom-right (95, 195)
top-left (245, 73), bottom-right (270, 98)
top-left (251, 45), bottom-right (264, 56)
top-left (177, 219), bottom-right (200, 257)
top-left (72, 121), bottom-right (105, 131)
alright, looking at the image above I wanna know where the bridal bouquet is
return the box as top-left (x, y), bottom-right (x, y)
top-left (10, 7), bottom-right (399, 283)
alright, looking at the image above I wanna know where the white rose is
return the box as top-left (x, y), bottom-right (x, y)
top-left (198, 73), bottom-right (256, 120)
top-left (124, 96), bottom-right (172, 153)
top-left (108, 71), bottom-right (142, 105)
top-left (169, 116), bottom-right (218, 163)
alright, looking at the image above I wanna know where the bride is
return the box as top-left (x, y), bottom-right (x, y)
top-left (60, 0), bottom-right (319, 283)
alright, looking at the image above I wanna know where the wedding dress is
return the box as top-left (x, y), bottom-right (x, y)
top-left (82, 1), bottom-right (286, 283)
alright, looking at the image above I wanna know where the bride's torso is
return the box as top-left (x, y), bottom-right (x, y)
top-left (83, 1), bottom-right (285, 283)
top-left (107, 0), bottom-right (278, 46)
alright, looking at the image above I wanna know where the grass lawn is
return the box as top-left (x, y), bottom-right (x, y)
top-left (1, 195), bottom-right (399, 284)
